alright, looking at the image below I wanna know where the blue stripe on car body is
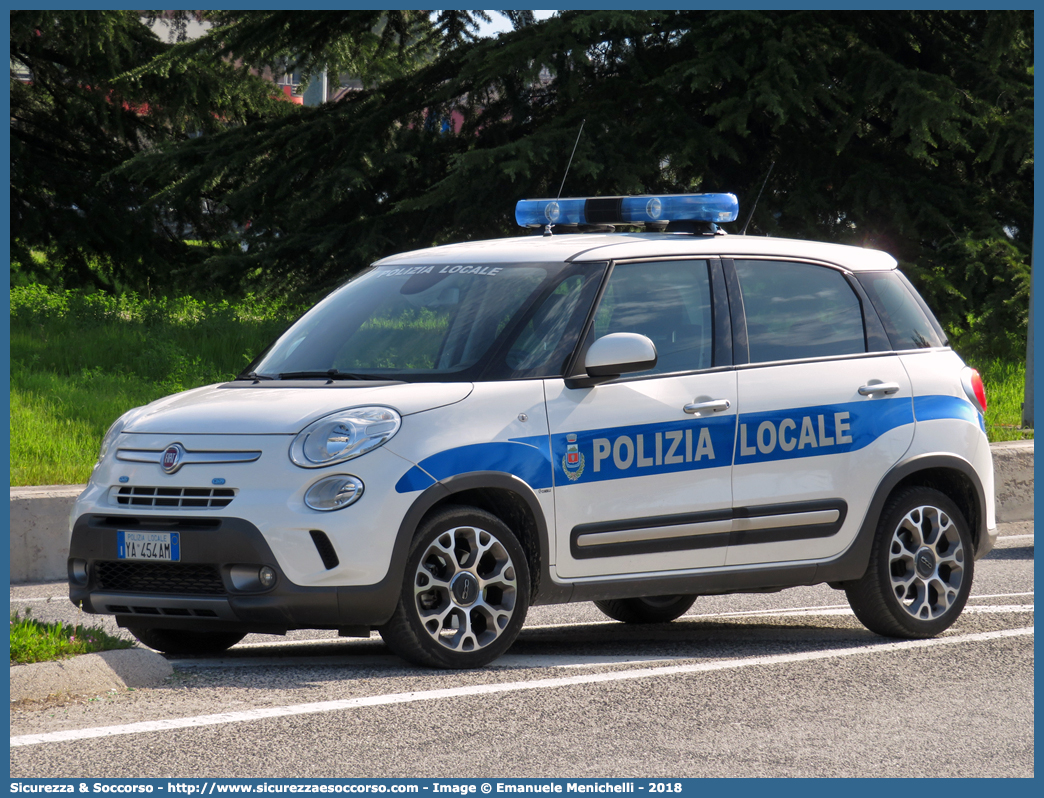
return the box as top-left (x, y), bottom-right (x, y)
top-left (393, 395), bottom-right (982, 493)
top-left (394, 436), bottom-right (552, 494)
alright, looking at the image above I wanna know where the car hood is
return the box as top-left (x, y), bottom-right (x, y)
top-left (124, 382), bottom-right (474, 435)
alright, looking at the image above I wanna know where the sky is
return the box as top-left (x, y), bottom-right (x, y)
top-left (476, 10), bottom-right (557, 37)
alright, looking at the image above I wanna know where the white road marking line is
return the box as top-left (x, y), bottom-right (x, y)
top-left (995, 534), bottom-right (1034, 542)
top-left (10, 626), bottom-right (1032, 749)
top-left (522, 599), bottom-right (1034, 630)
top-left (962, 605), bottom-right (1034, 614)
top-left (500, 654), bottom-right (689, 669)
top-left (174, 605), bottom-right (1034, 669)
top-left (223, 599), bottom-right (1038, 647)
top-left (686, 604), bottom-right (1034, 619)
top-left (234, 637), bottom-right (362, 649)
top-left (172, 653), bottom-right (690, 670)
top-left (684, 605), bottom-right (851, 619)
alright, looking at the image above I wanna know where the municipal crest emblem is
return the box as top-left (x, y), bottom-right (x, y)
top-left (562, 433), bottom-right (585, 482)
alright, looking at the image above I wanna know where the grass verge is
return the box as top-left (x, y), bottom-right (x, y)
top-left (978, 358), bottom-right (1034, 443)
top-left (10, 610), bottom-right (134, 665)
top-left (10, 284), bottom-right (304, 485)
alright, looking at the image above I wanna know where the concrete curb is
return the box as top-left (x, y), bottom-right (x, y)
top-left (10, 647), bottom-right (173, 703)
top-left (10, 484), bottom-right (83, 583)
top-left (7, 441), bottom-right (1035, 584)
top-left (991, 440), bottom-right (1034, 522)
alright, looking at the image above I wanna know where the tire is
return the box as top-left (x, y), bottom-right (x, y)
top-left (594, 595), bottom-right (697, 624)
top-left (845, 487), bottom-right (974, 638)
top-left (127, 626), bottom-right (246, 656)
top-left (379, 505), bottom-right (531, 669)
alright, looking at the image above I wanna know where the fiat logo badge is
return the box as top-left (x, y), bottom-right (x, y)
top-left (161, 443), bottom-right (185, 474)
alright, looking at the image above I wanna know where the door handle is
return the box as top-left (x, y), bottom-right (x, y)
top-left (684, 399), bottom-right (731, 415)
top-left (858, 382), bottom-right (900, 396)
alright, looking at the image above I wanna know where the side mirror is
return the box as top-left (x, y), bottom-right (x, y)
top-left (584, 333), bottom-right (658, 380)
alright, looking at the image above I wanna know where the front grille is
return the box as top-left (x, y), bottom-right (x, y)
top-left (110, 486), bottom-right (235, 509)
top-left (96, 561), bottom-right (226, 595)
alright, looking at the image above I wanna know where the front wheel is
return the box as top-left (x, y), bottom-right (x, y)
top-left (594, 595), bottom-right (697, 624)
top-left (845, 487), bottom-right (973, 638)
top-left (127, 626), bottom-right (246, 656)
top-left (379, 505), bottom-right (531, 669)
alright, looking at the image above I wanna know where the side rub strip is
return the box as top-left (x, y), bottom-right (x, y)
top-left (570, 500), bottom-right (847, 559)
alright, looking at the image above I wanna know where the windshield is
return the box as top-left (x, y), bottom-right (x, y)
top-left (247, 261), bottom-right (606, 382)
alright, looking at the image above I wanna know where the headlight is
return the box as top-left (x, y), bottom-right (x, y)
top-left (96, 408), bottom-right (140, 468)
top-left (289, 407), bottom-right (401, 468)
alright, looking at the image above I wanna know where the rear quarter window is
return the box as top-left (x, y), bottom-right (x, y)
top-left (857, 270), bottom-right (946, 350)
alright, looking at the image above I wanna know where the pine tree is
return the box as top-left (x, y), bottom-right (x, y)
top-left (10, 10), bottom-right (290, 293)
top-left (17, 11), bottom-right (1031, 360)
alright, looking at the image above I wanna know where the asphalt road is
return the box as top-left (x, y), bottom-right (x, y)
top-left (10, 521), bottom-right (1034, 779)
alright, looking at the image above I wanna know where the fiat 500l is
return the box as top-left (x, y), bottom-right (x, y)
top-left (69, 194), bottom-right (995, 668)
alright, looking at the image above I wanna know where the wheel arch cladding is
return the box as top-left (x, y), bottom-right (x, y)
top-left (888, 466), bottom-right (983, 554)
top-left (830, 454), bottom-right (987, 586)
top-left (401, 472), bottom-right (554, 603)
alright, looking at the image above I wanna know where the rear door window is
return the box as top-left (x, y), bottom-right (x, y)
top-left (734, 260), bottom-right (865, 363)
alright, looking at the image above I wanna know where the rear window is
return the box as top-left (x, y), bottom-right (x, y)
top-left (857, 271), bottom-right (946, 350)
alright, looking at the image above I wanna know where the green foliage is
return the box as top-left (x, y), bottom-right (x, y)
top-left (115, 10), bottom-right (1030, 361)
top-left (198, 10), bottom-right (490, 88)
top-left (12, 370), bottom-right (156, 486)
top-left (10, 284), bottom-right (304, 485)
top-left (10, 10), bottom-right (291, 294)
top-left (10, 609), bottom-right (133, 665)
top-left (979, 358), bottom-right (1033, 442)
top-left (11, 11), bottom-right (1032, 362)
top-left (918, 235), bottom-right (1031, 363)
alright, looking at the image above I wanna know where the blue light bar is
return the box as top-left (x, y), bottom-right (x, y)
top-left (515, 193), bottom-right (739, 228)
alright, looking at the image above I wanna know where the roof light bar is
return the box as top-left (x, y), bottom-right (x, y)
top-left (515, 193), bottom-right (739, 228)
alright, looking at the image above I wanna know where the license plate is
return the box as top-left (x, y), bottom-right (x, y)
top-left (118, 530), bottom-right (180, 562)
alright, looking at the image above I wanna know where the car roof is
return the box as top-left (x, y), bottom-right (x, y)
top-left (373, 232), bottom-right (898, 272)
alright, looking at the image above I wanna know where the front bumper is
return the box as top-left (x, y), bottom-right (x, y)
top-left (68, 513), bottom-right (401, 633)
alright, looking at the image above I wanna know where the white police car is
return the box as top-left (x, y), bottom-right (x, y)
top-left (68, 193), bottom-right (996, 668)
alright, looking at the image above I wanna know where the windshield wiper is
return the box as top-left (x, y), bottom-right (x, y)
top-left (235, 371), bottom-right (275, 381)
top-left (277, 369), bottom-right (382, 381)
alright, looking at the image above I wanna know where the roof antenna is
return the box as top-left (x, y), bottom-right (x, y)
top-left (740, 160), bottom-right (775, 236)
top-left (545, 119), bottom-right (585, 236)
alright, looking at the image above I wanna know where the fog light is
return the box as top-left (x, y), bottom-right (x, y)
top-left (304, 475), bottom-right (364, 511)
top-left (258, 566), bottom-right (277, 589)
top-left (70, 559), bottom-right (89, 586)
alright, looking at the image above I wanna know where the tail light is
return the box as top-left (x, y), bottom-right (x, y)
top-left (961, 367), bottom-right (987, 414)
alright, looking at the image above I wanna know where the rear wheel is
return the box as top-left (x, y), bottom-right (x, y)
top-left (379, 505), bottom-right (531, 669)
top-left (594, 595), bottom-right (697, 624)
top-left (127, 626), bottom-right (245, 656)
top-left (845, 487), bottom-right (973, 638)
